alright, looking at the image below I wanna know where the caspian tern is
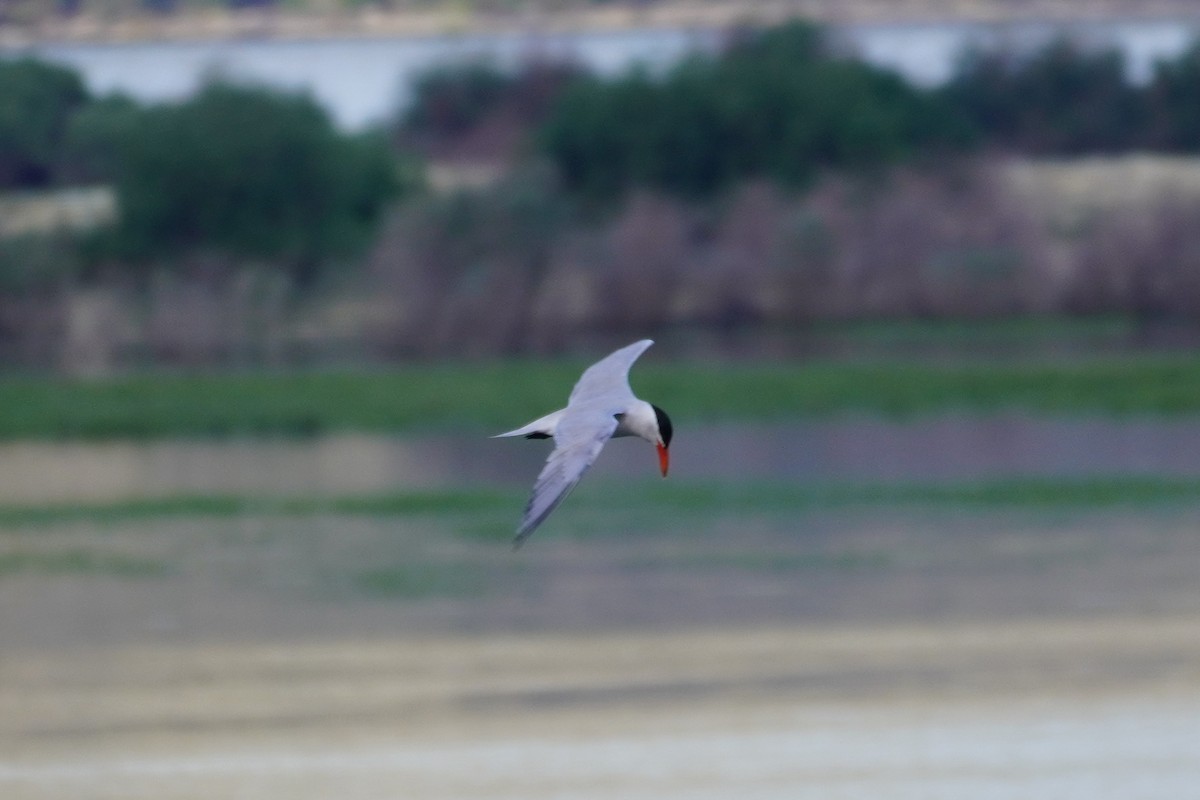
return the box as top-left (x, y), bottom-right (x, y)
top-left (494, 339), bottom-right (673, 548)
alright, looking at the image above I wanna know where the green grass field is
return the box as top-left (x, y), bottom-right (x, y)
top-left (0, 477), bottom-right (1196, 530)
top-left (2, 353), bottom-right (1199, 439)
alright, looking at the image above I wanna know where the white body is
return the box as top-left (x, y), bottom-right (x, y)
top-left (495, 339), bottom-right (666, 546)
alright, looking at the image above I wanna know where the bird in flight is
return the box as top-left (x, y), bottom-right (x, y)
top-left (494, 339), bottom-right (673, 548)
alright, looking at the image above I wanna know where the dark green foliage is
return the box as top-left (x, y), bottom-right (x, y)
top-left (108, 82), bottom-right (403, 280)
top-left (537, 22), bottom-right (973, 201)
top-left (58, 93), bottom-right (142, 184)
top-left (0, 58), bottom-right (90, 187)
top-left (399, 59), bottom-right (585, 156)
top-left (1144, 41), bottom-right (1200, 150)
top-left (400, 60), bottom-right (584, 137)
top-left (403, 62), bottom-right (512, 138)
top-left (940, 38), bottom-right (1146, 154)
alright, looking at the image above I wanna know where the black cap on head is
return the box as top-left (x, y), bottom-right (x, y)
top-left (651, 404), bottom-right (673, 448)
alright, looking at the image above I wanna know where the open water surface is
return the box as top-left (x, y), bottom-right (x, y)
top-left (0, 414), bottom-right (1197, 504)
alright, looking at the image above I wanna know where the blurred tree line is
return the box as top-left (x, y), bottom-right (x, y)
top-left (6, 21), bottom-right (1200, 366)
top-left (536, 23), bottom-right (973, 201)
top-left (376, 23), bottom-right (1200, 356)
top-left (8, 23), bottom-right (1200, 251)
top-left (0, 59), bottom-right (407, 285)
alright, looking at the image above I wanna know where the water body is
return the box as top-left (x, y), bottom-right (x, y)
top-left (15, 27), bottom-right (716, 129)
top-left (8, 17), bottom-right (1200, 129)
top-left (0, 415), bottom-right (1197, 504)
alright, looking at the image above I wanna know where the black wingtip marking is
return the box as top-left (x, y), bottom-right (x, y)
top-left (524, 432), bottom-right (552, 439)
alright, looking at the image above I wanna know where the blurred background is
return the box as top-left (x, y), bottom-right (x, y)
top-left (2, 1), bottom-right (1199, 798)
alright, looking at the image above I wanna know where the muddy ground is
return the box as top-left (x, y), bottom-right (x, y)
top-left (1, 507), bottom-right (1198, 798)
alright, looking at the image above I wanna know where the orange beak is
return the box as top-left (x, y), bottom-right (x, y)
top-left (656, 442), bottom-right (670, 477)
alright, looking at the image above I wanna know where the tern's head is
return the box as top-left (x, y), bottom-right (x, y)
top-left (651, 404), bottom-right (672, 477)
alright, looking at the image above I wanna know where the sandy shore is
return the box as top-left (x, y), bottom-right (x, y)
top-left (1, 501), bottom-right (1197, 797)
top-left (2, 614), bottom-right (1198, 798)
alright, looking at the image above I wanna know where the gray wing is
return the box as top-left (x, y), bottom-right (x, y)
top-left (567, 339), bottom-right (654, 408)
top-left (512, 412), bottom-right (619, 548)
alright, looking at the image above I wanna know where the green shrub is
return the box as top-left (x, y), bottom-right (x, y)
top-left (1144, 41), bottom-right (1200, 151)
top-left (399, 59), bottom-right (584, 156)
top-left (58, 93), bottom-right (142, 185)
top-left (940, 38), bottom-right (1146, 154)
top-left (0, 58), bottom-right (90, 187)
top-left (108, 81), bottom-right (405, 282)
top-left (537, 22), bottom-right (972, 202)
top-left (403, 62), bottom-right (514, 138)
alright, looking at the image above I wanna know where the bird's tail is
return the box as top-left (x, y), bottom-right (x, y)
top-left (491, 408), bottom-right (565, 440)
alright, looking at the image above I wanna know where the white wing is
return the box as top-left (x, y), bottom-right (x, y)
top-left (513, 412), bottom-right (618, 548)
top-left (567, 339), bottom-right (653, 408)
top-left (511, 340), bottom-right (655, 547)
